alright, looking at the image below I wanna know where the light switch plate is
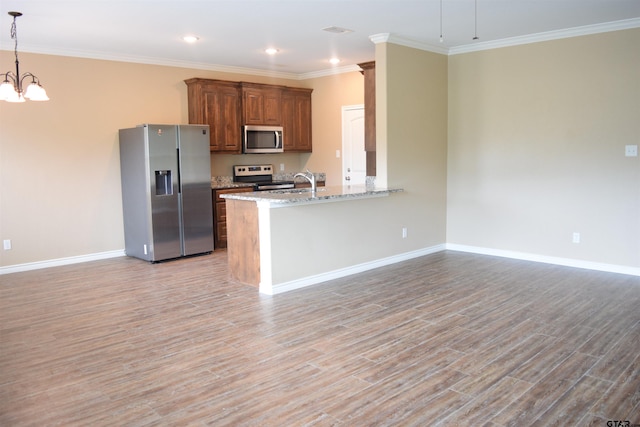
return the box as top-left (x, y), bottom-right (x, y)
top-left (625, 145), bottom-right (638, 157)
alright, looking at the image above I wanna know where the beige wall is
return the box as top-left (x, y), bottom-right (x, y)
top-left (380, 43), bottom-right (448, 247)
top-left (304, 72), bottom-right (365, 185)
top-left (267, 42), bottom-right (449, 291)
top-left (447, 28), bottom-right (640, 269)
top-left (0, 53), bottom-right (360, 268)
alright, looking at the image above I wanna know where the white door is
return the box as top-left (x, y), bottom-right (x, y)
top-left (342, 105), bottom-right (367, 185)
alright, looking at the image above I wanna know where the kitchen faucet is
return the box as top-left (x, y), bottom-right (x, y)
top-left (294, 170), bottom-right (316, 194)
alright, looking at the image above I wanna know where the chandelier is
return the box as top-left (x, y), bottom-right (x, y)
top-left (0, 11), bottom-right (49, 103)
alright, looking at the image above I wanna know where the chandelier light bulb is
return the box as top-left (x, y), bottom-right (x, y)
top-left (6, 91), bottom-right (25, 103)
top-left (0, 80), bottom-right (17, 100)
top-left (24, 82), bottom-right (49, 101)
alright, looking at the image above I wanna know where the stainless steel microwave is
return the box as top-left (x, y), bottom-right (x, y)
top-left (243, 125), bottom-right (283, 154)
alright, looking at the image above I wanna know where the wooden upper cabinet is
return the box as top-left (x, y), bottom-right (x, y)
top-left (282, 87), bottom-right (313, 152)
top-left (241, 84), bottom-right (282, 125)
top-left (185, 78), bottom-right (242, 153)
top-left (358, 61), bottom-right (376, 152)
top-left (358, 61), bottom-right (376, 176)
top-left (186, 78), bottom-right (312, 153)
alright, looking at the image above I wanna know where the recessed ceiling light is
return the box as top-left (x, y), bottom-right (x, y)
top-left (329, 57), bottom-right (341, 65)
top-left (265, 48), bottom-right (279, 55)
top-left (183, 35), bottom-right (199, 43)
top-left (322, 26), bottom-right (353, 34)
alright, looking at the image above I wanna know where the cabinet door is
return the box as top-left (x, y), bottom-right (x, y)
top-left (263, 89), bottom-right (282, 125)
top-left (358, 61), bottom-right (376, 176)
top-left (359, 61), bottom-right (376, 152)
top-left (294, 93), bottom-right (312, 151)
top-left (213, 187), bottom-right (255, 249)
top-left (282, 88), bottom-right (312, 152)
top-left (282, 92), bottom-right (296, 151)
top-left (186, 79), bottom-right (242, 153)
top-left (205, 86), bottom-right (242, 152)
top-left (243, 86), bottom-right (282, 125)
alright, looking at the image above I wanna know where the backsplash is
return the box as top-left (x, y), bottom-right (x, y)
top-left (211, 172), bottom-right (326, 188)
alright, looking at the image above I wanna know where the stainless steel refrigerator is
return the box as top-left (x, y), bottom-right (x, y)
top-left (118, 124), bottom-right (214, 262)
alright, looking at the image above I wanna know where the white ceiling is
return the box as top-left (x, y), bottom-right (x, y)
top-left (1, 0), bottom-right (640, 78)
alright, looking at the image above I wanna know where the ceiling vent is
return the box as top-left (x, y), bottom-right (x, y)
top-left (322, 26), bottom-right (353, 34)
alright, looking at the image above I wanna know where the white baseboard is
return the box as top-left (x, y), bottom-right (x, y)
top-left (446, 244), bottom-right (640, 277)
top-left (265, 243), bottom-right (640, 294)
top-left (0, 250), bottom-right (126, 275)
top-left (262, 244), bottom-right (447, 295)
top-left (3, 244), bottom-right (637, 288)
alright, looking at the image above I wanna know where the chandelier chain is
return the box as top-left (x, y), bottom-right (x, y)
top-left (11, 17), bottom-right (19, 64)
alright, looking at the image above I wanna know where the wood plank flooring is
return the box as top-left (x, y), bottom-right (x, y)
top-left (1, 250), bottom-right (639, 426)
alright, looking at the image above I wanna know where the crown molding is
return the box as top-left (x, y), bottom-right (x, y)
top-left (370, 18), bottom-right (640, 57)
top-left (298, 64), bottom-right (363, 80)
top-left (0, 45), bottom-right (305, 80)
top-left (369, 33), bottom-right (449, 55)
top-left (1, 44), bottom-right (365, 80)
top-left (449, 17), bottom-right (640, 55)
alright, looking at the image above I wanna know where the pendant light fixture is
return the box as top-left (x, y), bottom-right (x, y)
top-left (0, 12), bottom-right (49, 103)
top-left (473, 0), bottom-right (479, 40)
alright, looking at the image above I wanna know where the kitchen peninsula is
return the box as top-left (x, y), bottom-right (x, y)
top-left (222, 185), bottom-right (403, 294)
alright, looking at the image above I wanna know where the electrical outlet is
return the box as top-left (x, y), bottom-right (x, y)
top-left (279, 163), bottom-right (285, 171)
top-left (572, 232), bottom-right (580, 244)
top-left (625, 145), bottom-right (638, 157)
top-left (3, 239), bottom-right (11, 250)
top-left (402, 227), bottom-right (408, 239)
top-left (336, 150), bottom-right (341, 158)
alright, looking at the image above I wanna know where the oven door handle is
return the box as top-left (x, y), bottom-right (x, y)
top-left (257, 183), bottom-right (295, 191)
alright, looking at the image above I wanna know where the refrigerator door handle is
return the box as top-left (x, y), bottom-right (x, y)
top-left (176, 148), bottom-right (182, 194)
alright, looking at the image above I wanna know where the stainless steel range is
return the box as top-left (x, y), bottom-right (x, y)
top-left (233, 164), bottom-right (295, 191)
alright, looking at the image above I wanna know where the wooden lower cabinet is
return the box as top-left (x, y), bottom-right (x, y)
top-left (212, 187), bottom-right (255, 249)
top-left (294, 181), bottom-right (325, 189)
top-left (225, 199), bottom-right (261, 286)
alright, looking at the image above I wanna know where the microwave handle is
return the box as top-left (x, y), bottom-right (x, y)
top-left (275, 131), bottom-right (281, 149)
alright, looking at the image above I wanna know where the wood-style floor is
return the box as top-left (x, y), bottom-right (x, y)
top-left (1, 250), bottom-right (639, 426)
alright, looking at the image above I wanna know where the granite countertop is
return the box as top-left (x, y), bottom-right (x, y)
top-left (211, 173), bottom-right (327, 189)
top-left (211, 177), bottom-right (254, 189)
top-left (220, 185), bottom-right (403, 206)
